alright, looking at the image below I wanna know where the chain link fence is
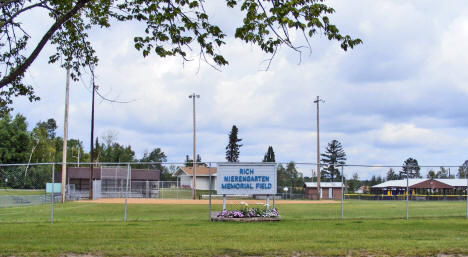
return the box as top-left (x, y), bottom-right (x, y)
top-left (0, 162), bottom-right (467, 223)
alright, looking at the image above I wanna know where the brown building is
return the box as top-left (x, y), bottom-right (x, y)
top-left (304, 182), bottom-right (343, 200)
top-left (55, 167), bottom-right (161, 191)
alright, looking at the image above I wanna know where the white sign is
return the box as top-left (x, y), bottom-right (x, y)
top-left (216, 163), bottom-right (277, 195)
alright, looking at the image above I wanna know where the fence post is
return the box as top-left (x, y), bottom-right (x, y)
top-left (124, 163), bottom-right (130, 222)
top-left (51, 163), bottom-right (55, 224)
top-left (266, 195), bottom-right (270, 210)
top-left (222, 194), bottom-right (226, 211)
top-left (209, 162), bottom-right (212, 221)
top-left (341, 165), bottom-right (344, 220)
top-left (406, 171), bottom-right (409, 220)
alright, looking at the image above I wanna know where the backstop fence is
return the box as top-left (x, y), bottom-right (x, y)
top-left (0, 162), bottom-right (467, 223)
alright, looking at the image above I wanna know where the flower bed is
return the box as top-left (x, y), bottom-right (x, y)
top-left (211, 207), bottom-right (281, 222)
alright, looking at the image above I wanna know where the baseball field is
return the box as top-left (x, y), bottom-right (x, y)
top-left (1, 200), bottom-right (468, 256)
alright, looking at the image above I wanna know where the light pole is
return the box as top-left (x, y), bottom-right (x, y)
top-left (314, 96), bottom-right (324, 200)
top-left (89, 81), bottom-right (97, 200)
top-left (189, 93), bottom-right (200, 200)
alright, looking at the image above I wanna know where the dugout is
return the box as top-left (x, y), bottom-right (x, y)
top-left (304, 182), bottom-right (343, 200)
top-left (56, 167), bottom-right (161, 199)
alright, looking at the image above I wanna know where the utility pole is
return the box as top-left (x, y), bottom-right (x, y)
top-left (189, 93), bottom-right (200, 200)
top-left (61, 68), bottom-right (70, 203)
top-left (314, 96), bottom-right (324, 200)
top-left (89, 80), bottom-right (97, 200)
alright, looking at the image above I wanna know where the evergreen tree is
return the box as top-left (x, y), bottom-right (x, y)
top-left (320, 140), bottom-right (347, 181)
top-left (386, 168), bottom-right (399, 180)
top-left (262, 146), bottom-right (275, 162)
top-left (225, 125), bottom-right (242, 162)
top-left (184, 154), bottom-right (207, 167)
top-left (368, 175), bottom-right (384, 187)
top-left (400, 158), bottom-right (421, 178)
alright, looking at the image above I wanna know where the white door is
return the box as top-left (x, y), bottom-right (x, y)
top-left (329, 188), bottom-right (333, 199)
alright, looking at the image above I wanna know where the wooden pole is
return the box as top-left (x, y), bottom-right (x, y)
top-left (89, 80), bottom-right (96, 199)
top-left (314, 96), bottom-right (323, 200)
top-left (61, 68), bottom-right (70, 203)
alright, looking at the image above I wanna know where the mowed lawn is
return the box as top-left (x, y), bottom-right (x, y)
top-left (0, 189), bottom-right (45, 195)
top-left (1, 200), bottom-right (468, 256)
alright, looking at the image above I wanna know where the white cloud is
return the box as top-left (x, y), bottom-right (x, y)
top-left (9, 0), bottom-right (468, 170)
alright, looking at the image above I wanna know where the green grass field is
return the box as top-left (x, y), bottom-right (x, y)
top-left (1, 200), bottom-right (468, 256)
top-left (0, 189), bottom-right (45, 195)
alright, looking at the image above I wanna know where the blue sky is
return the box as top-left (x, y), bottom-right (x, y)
top-left (10, 0), bottom-right (468, 177)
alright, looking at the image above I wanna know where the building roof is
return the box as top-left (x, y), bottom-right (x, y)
top-left (55, 167), bottom-right (160, 182)
top-left (304, 182), bottom-right (343, 188)
top-left (372, 179), bottom-right (467, 188)
top-left (175, 166), bottom-right (217, 177)
top-left (411, 179), bottom-right (453, 189)
top-left (372, 179), bottom-right (426, 188)
top-left (435, 179), bottom-right (467, 187)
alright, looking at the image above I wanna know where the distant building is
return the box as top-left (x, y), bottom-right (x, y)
top-left (372, 179), bottom-right (467, 196)
top-left (304, 182), bottom-right (343, 200)
top-left (174, 166), bottom-right (217, 190)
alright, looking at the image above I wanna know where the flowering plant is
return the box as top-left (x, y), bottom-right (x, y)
top-left (217, 208), bottom-right (279, 218)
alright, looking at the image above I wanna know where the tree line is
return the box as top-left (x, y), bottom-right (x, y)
top-left (0, 112), bottom-right (176, 188)
top-left (4, 117), bottom-right (466, 191)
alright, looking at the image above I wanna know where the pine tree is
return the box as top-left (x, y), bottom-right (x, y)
top-left (184, 154), bottom-right (206, 167)
top-left (320, 140), bottom-right (347, 182)
top-left (225, 125), bottom-right (242, 162)
top-left (262, 146), bottom-right (275, 162)
top-left (386, 168), bottom-right (399, 180)
top-left (400, 158), bottom-right (421, 178)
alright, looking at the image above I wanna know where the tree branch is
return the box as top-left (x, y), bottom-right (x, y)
top-left (0, 0), bottom-right (92, 88)
top-left (0, 0), bottom-right (21, 10)
top-left (0, 1), bottom-right (48, 30)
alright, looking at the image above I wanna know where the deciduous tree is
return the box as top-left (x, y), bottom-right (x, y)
top-left (0, 0), bottom-right (361, 110)
top-left (457, 160), bottom-right (468, 178)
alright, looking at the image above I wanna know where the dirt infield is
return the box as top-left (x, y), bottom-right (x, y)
top-left (79, 198), bottom-right (338, 205)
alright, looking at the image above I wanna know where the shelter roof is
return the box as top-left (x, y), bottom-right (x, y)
top-left (372, 179), bottom-right (426, 188)
top-left (304, 182), bottom-right (343, 188)
top-left (373, 179), bottom-right (467, 188)
top-left (175, 166), bottom-right (217, 177)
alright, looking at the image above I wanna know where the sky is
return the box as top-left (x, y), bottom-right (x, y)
top-left (9, 0), bottom-right (468, 177)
